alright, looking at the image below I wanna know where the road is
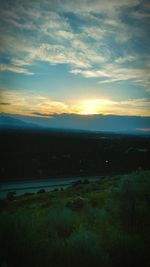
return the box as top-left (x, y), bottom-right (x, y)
top-left (0, 176), bottom-right (102, 198)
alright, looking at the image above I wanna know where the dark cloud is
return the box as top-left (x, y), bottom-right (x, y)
top-left (0, 102), bottom-right (11, 105)
top-left (32, 112), bottom-right (52, 117)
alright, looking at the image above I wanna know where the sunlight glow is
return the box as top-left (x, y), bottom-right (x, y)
top-left (79, 99), bottom-right (109, 115)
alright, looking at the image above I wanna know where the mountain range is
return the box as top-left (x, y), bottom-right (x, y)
top-left (0, 114), bottom-right (150, 135)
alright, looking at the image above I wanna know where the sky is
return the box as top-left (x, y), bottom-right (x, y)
top-left (0, 0), bottom-right (150, 117)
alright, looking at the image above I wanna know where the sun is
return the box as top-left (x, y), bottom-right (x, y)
top-left (79, 99), bottom-right (101, 115)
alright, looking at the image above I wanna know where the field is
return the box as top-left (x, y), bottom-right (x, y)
top-left (0, 170), bottom-right (150, 267)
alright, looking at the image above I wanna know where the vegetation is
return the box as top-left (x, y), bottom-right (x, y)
top-left (0, 170), bottom-right (150, 267)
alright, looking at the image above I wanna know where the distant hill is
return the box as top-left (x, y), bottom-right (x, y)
top-left (0, 113), bottom-right (150, 135)
top-left (0, 115), bottom-right (40, 129)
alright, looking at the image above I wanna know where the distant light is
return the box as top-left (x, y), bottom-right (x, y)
top-left (105, 160), bottom-right (109, 163)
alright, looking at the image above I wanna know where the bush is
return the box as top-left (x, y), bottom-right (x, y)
top-left (0, 209), bottom-right (48, 267)
top-left (89, 192), bottom-right (106, 207)
top-left (37, 189), bottom-right (46, 194)
top-left (6, 192), bottom-right (16, 201)
top-left (106, 226), bottom-right (146, 267)
top-left (110, 171), bottom-right (150, 232)
top-left (66, 196), bottom-right (88, 211)
top-left (47, 206), bottom-right (79, 238)
top-left (66, 228), bottom-right (107, 267)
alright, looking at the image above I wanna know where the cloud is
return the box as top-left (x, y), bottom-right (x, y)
top-left (114, 55), bottom-right (137, 64)
top-left (77, 98), bottom-right (150, 116)
top-left (0, 64), bottom-right (33, 75)
top-left (50, 0), bottom-right (141, 14)
top-left (81, 26), bottom-right (106, 41)
top-left (0, 13), bottom-right (106, 70)
top-left (0, 90), bottom-right (69, 115)
top-left (11, 58), bottom-right (32, 67)
top-left (29, 43), bottom-right (91, 68)
top-left (0, 1), bottom-right (145, 65)
top-left (1, 89), bottom-right (150, 117)
top-left (0, 0), bottom-right (149, 94)
top-left (0, 31), bottom-right (33, 55)
top-left (0, 102), bottom-right (10, 105)
top-left (136, 128), bottom-right (150, 132)
top-left (70, 63), bottom-right (150, 88)
top-left (131, 10), bottom-right (150, 20)
top-left (31, 112), bottom-right (53, 117)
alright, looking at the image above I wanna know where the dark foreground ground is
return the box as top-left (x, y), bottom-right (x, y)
top-left (1, 128), bottom-right (150, 180)
top-left (0, 170), bottom-right (150, 267)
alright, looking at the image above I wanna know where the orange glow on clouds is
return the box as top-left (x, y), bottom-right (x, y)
top-left (0, 90), bottom-right (150, 117)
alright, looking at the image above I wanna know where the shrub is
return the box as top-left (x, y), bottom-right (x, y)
top-left (72, 180), bottom-right (82, 186)
top-left (106, 226), bottom-right (146, 267)
top-left (66, 196), bottom-right (88, 211)
top-left (6, 192), bottom-right (16, 201)
top-left (66, 228), bottom-right (107, 267)
top-left (110, 171), bottom-right (150, 232)
top-left (47, 206), bottom-right (79, 238)
top-left (37, 189), bottom-right (46, 194)
top-left (0, 209), bottom-right (48, 267)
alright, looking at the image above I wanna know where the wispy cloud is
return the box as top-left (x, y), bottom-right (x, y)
top-left (0, 0), bottom-right (149, 119)
top-left (81, 26), bottom-right (107, 41)
top-left (0, 64), bottom-right (33, 75)
top-left (1, 0), bottom-right (149, 81)
top-left (70, 63), bottom-right (150, 88)
top-left (131, 10), bottom-right (150, 20)
top-left (51, 0), bottom-right (141, 13)
top-left (114, 55), bottom-right (137, 64)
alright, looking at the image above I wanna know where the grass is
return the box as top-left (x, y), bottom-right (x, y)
top-left (0, 170), bottom-right (150, 267)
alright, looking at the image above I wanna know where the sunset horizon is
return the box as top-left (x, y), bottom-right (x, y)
top-left (0, 0), bottom-right (150, 121)
top-left (0, 2), bottom-right (150, 266)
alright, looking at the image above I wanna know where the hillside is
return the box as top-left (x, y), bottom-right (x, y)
top-left (0, 170), bottom-right (150, 267)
